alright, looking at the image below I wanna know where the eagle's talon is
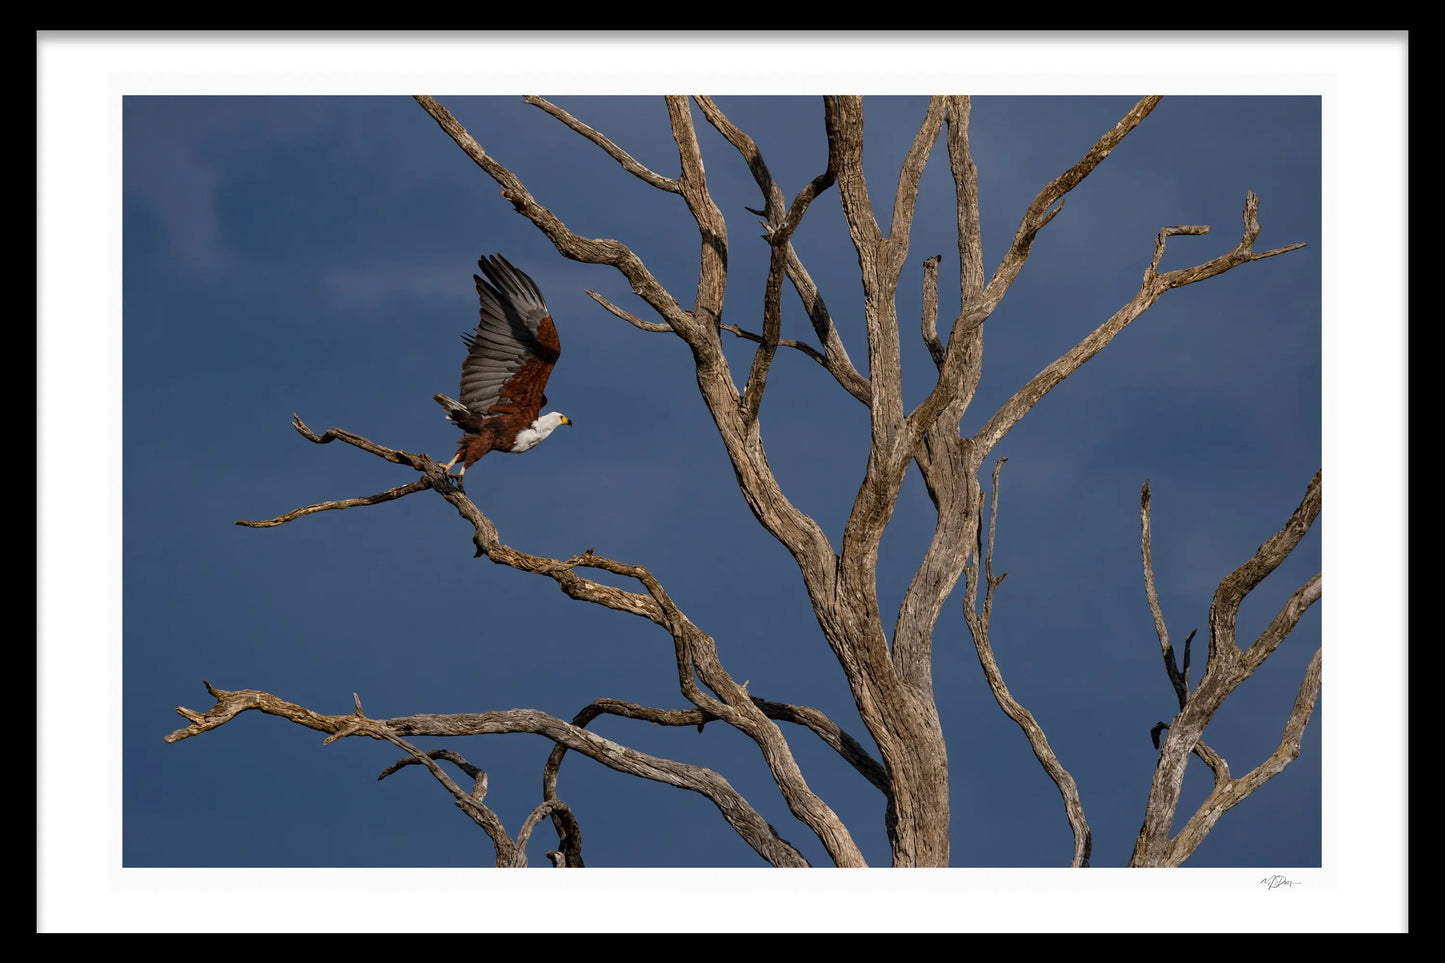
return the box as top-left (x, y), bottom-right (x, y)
top-left (439, 468), bottom-right (465, 492)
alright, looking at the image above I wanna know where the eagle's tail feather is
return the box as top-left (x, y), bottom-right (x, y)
top-left (434, 394), bottom-right (470, 425)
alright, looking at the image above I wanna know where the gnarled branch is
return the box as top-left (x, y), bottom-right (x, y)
top-left (543, 697), bottom-right (891, 805)
top-left (167, 680), bottom-right (809, 867)
top-left (1165, 649), bottom-right (1322, 864)
top-left (1140, 482), bottom-right (1235, 785)
top-left (240, 415), bottom-right (667, 625)
top-left (694, 96), bottom-right (869, 406)
top-left (963, 459), bottom-right (1091, 867)
top-left (1132, 471), bottom-right (1322, 866)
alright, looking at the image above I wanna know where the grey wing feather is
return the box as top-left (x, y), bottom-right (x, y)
top-left (455, 254), bottom-right (552, 415)
top-left (477, 254), bottom-right (550, 334)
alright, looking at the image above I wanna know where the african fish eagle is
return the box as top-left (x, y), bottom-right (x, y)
top-left (434, 254), bottom-right (570, 491)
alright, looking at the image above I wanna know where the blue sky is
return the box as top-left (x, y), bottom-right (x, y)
top-left (40, 36), bottom-right (1406, 932)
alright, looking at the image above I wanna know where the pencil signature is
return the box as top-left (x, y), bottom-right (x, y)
top-left (1259, 874), bottom-right (1299, 890)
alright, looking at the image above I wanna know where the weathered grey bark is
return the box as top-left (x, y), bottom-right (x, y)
top-left (964, 459), bottom-right (1093, 867)
top-left (1131, 472), bottom-right (1322, 866)
top-left (166, 680), bottom-right (811, 867)
top-left (182, 95), bottom-right (1315, 868)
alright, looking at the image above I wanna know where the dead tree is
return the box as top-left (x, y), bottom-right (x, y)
top-left (166, 95), bottom-right (1319, 868)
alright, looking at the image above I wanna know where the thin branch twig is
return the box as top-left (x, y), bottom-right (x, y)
top-left (1140, 480), bottom-right (1190, 708)
top-left (526, 96), bottom-right (681, 193)
top-left (694, 95), bottom-right (869, 406)
top-left (237, 479), bottom-right (429, 527)
top-left (962, 459), bottom-right (1092, 867)
top-left (587, 290), bottom-right (673, 333)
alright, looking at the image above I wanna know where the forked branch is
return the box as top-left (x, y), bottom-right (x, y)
top-left (1167, 648), bottom-right (1322, 861)
top-left (1140, 482), bottom-right (1233, 785)
top-left (966, 96), bottom-right (1163, 341)
top-left (167, 680), bottom-right (809, 867)
top-left (694, 95), bottom-right (868, 406)
top-left (967, 191), bottom-right (1307, 457)
top-left (1131, 471), bottom-right (1322, 866)
top-left (238, 415), bottom-right (666, 625)
top-left (544, 697), bottom-right (890, 803)
top-left (413, 95), bottom-right (698, 342)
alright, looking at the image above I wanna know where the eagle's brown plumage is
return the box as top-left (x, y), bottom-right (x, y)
top-left (434, 255), bottom-right (569, 490)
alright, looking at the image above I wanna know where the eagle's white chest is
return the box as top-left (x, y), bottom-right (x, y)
top-left (509, 426), bottom-right (545, 453)
top-left (509, 413), bottom-right (567, 452)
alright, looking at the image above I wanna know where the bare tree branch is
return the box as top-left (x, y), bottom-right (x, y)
top-left (1139, 482), bottom-right (1233, 784)
top-left (525, 95), bottom-right (681, 193)
top-left (665, 95), bottom-right (729, 343)
top-left (284, 412), bottom-right (436, 468)
top-left (167, 680), bottom-right (811, 867)
top-left (890, 99), bottom-right (990, 695)
top-left (511, 799), bottom-right (582, 869)
top-left (781, 244), bottom-right (873, 404)
top-left (750, 699), bottom-right (891, 797)
top-left (390, 706), bottom-right (817, 867)
top-left (361, 712), bottom-right (524, 866)
top-left (237, 479), bottom-right (429, 527)
top-left (834, 96), bottom-right (947, 437)
top-left (1146, 195), bottom-right (1307, 291)
top-left (693, 95), bottom-right (869, 407)
top-left (1141, 480), bottom-right (1191, 708)
top-left (971, 96), bottom-right (1162, 341)
top-left (544, 697), bottom-right (891, 802)
top-left (244, 415), bottom-right (669, 625)
top-left (626, 556), bottom-right (869, 866)
top-left (413, 95), bottom-right (699, 341)
top-left (720, 322), bottom-right (830, 367)
top-left (963, 459), bottom-right (1092, 867)
top-left (378, 747), bottom-right (484, 784)
top-left (821, 95), bottom-right (968, 866)
top-left (1210, 470), bottom-right (1324, 666)
top-left (892, 98), bottom-right (1159, 714)
top-left (739, 121), bottom-right (838, 427)
top-left (1132, 471), bottom-right (1322, 866)
top-left (921, 254), bottom-right (945, 369)
top-left (968, 192), bottom-right (1306, 457)
top-left (944, 95), bottom-right (987, 317)
top-left (416, 94), bottom-right (840, 610)
top-left (912, 96), bottom-right (1163, 438)
top-left (1243, 572), bottom-right (1323, 670)
top-left (1165, 648), bottom-right (1322, 864)
top-left (586, 289), bottom-right (673, 333)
